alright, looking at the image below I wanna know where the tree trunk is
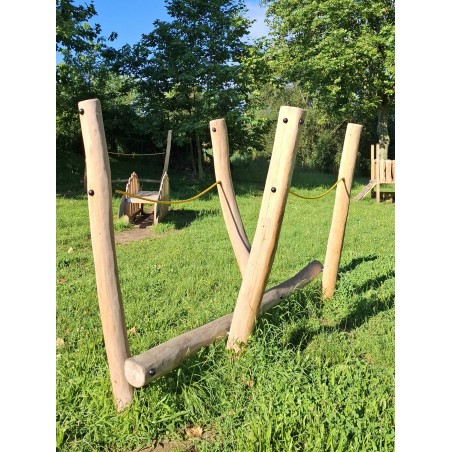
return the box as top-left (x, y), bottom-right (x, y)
top-left (189, 139), bottom-right (197, 176)
top-left (377, 96), bottom-right (391, 160)
top-left (196, 133), bottom-right (204, 178)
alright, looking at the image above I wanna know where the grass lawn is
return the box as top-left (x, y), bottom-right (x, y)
top-left (56, 151), bottom-right (395, 451)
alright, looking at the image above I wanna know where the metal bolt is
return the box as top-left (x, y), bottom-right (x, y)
top-left (299, 119), bottom-right (304, 125)
top-left (88, 190), bottom-right (94, 196)
top-left (271, 187), bottom-right (276, 193)
top-left (149, 369), bottom-right (155, 376)
top-left (212, 127), bottom-right (216, 132)
top-left (79, 108), bottom-right (84, 115)
top-left (283, 118), bottom-right (288, 123)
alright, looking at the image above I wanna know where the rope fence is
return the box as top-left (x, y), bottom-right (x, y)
top-left (108, 152), bottom-right (166, 156)
top-left (115, 179), bottom-right (344, 206)
top-left (115, 181), bottom-right (221, 205)
top-left (289, 178), bottom-right (345, 200)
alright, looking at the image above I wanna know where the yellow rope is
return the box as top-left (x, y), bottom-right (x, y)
top-left (108, 151), bottom-right (166, 156)
top-left (289, 178), bottom-right (345, 200)
top-left (115, 181), bottom-right (221, 205)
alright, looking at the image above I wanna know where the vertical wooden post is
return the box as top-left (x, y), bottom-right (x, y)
top-left (370, 144), bottom-right (375, 180)
top-left (210, 118), bottom-right (251, 276)
top-left (376, 144), bottom-right (381, 203)
top-left (226, 107), bottom-right (306, 351)
top-left (322, 123), bottom-right (362, 300)
top-left (385, 160), bottom-right (392, 183)
top-left (78, 99), bottom-right (134, 411)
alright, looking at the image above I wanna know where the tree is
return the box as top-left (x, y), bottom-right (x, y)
top-left (128, 0), bottom-right (253, 177)
top-left (56, 0), bottom-right (144, 157)
top-left (263, 0), bottom-right (395, 159)
top-left (56, 0), bottom-right (100, 52)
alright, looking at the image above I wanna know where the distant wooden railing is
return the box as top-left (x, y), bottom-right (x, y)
top-left (371, 144), bottom-right (395, 183)
top-left (354, 144), bottom-right (395, 202)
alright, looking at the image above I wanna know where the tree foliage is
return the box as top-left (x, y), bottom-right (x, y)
top-left (262, 0), bottom-right (395, 158)
top-left (56, 0), bottom-right (100, 52)
top-left (123, 0), bottom-right (254, 176)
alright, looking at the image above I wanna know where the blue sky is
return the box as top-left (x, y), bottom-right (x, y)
top-left (57, 0), bottom-right (269, 62)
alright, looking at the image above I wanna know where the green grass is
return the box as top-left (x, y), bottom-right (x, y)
top-left (56, 154), bottom-right (394, 451)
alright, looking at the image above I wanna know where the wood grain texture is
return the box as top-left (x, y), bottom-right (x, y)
top-left (79, 98), bottom-right (134, 411)
top-left (210, 118), bottom-right (251, 276)
top-left (155, 172), bottom-right (170, 224)
top-left (124, 260), bottom-right (323, 388)
top-left (322, 123), bottom-right (362, 299)
top-left (226, 106), bottom-right (306, 351)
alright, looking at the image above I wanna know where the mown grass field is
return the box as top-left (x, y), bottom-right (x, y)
top-left (56, 151), bottom-right (395, 451)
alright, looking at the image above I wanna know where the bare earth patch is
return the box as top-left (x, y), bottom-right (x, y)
top-left (115, 213), bottom-right (179, 244)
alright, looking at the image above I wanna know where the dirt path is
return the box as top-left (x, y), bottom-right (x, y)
top-left (115, 213), bottom-right (178, 244)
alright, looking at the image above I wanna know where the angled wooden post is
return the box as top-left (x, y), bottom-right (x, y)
top-left (210, 118), bottom-right (251, 276)
top-left (322, 123), bottom-right (362, 300)
top-left (78, 98), bottom-right (134, 411)
top-left (162, 130), bottom-right (172, 176)
top-left (226, 106), bottom-right (307, 351)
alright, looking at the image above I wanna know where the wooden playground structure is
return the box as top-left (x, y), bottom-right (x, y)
top-left (117, 130), bottom-right (172, 224)
top-left (78, 98), bottom-right (362, 411)
top-left (354, 143), bottom-right (395, 203)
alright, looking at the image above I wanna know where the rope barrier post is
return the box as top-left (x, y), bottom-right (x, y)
top-left (226, 106), bottom-right (307, 352)
top-left (322, 123), bottom-right (362, 300)
top-left (210, 118), bottom-right (251, 276)
top-left (78, 99), bottom-right (134, 411)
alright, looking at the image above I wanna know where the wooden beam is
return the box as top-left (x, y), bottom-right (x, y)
top-left (322, 123), bottom-right (362, 300)
top-left (226, 107), bottom-right (306, 351)
top-left (78, 98), bottom-right (134, 411)
top-left (210, 118), bottom-right (251, 276)
top-left (124, 260), bottom-right (323, 388)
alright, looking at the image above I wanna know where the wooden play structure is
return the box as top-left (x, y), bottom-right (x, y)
top-left (78, 98), bottom-right (362, 411)
top-left (117, 130), bottom-right (172, 224)
top-left (355, 144), bottom-right (395, 203)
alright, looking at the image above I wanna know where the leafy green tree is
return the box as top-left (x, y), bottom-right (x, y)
top-left (262, 0), bottom-right (395, 159)
top-left (56, 0), bottom-right (144, 158)
top-left (127, 0), bottom-right (253, 177)
top-left (56, 0), bottom-right (100, 52)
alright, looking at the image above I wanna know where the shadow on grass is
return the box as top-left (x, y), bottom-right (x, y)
top-left (159, 208), bottom-right (220, 230)
top-left (338, 255), bottom-right (378, 274)
top-left (139, 262), bottom-right (395, 394)
top-left (283, 270), bottom-right (395, 349)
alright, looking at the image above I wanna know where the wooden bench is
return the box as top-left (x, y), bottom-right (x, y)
top-left (118, 172), bottom-right (170, 224)
top-left (118, 130), bottom-right (172, 224)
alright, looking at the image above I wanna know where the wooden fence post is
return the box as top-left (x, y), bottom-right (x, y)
top-left (226, 106), bottom-right (306, 351)
top-left (322, 123), bottom-right (362, 300)
top-left (78, 98), bottom-right (134, 411)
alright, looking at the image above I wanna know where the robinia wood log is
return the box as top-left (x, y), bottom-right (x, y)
top-left (124, 260), bottom-right (322, 388)
top-left (322, 123), bottom-right (362, 300)
top-left (79, 98), bottom-right (134, 411)
top-left (210, 118), bottom-right (251, 276)
top-left (226, 106), bottom-right (307, 351)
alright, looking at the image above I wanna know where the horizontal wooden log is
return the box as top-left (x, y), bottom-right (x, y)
top-left (124, 260), bottom-right (323, 388)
